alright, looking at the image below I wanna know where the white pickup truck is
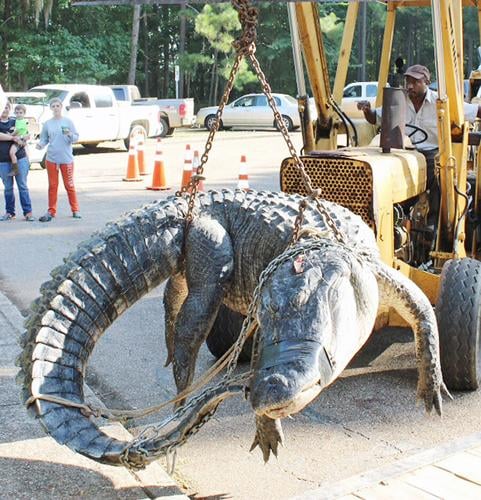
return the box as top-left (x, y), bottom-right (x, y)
top-left (11, 84), bottom-right (163, 165)
top-left (109, 85), bottom-right (195, 137)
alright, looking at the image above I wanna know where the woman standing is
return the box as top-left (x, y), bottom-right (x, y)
top-left (0, 101), bottom-right (34, 221)
top-left (37, 97), bottom-right (81, 222)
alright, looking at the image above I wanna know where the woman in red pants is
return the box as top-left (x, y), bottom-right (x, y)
top-left (36, 97), bottom-right (81, 222)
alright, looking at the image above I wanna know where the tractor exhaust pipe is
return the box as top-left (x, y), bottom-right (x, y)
top-left (380, 87), bottom-right (407, 153)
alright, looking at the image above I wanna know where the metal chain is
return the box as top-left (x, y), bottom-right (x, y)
top-left (175, 52), bottom-right (244, 225)
top-left (176, 0), bottom-right (345, 245)
top-left (246, 50), bottom-right (346, 245)
top-left (176, 0), bottom-right (259, 225)
top-left (120, 235), bottom-right (372, 470)
top-left (121, 373), bottom-right (249, 469)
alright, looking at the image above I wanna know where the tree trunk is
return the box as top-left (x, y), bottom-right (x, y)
top-left (143, 10), bottom-right (149, 96)
top-left (128, 4), bottom-right (141, 85)
top-left (1, 0), bottom-right (12, 89)
top-left (178, 1), bottom-right (187, 98)
top-left (208, 49), bottom-right (218, 105)
top-left (161, 6), bottom-right (170, 97)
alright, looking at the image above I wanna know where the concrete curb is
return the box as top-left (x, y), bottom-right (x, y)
top-left (0, 290), bottom-right (189, 499)
top-left (292, 430), bottom-right (481, 499)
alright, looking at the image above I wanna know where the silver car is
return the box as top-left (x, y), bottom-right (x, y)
top-left (195, 93), bottom-right (301, 131)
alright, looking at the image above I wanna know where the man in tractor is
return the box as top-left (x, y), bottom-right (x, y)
top-left (357, 64), bottom-right (481, 216)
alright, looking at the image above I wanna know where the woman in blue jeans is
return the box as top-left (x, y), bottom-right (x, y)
top-left (0, 101), bottom-right (34, 221)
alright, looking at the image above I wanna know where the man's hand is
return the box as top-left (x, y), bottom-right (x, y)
top-left (357, 100), bottom-right (377, 125)
top-left (357, 100), bottom-right (372, 112)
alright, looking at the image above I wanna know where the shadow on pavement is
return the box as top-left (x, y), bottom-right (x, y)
top-left (0, 457), bottom-right (182, 499)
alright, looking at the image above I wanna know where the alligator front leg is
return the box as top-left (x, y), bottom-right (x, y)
top-left (172, 217), bottom-right (234, 396)
top-left (374, 262), bottom-right (451, 415)
top-left (250, 415), bottom-right (284, 462)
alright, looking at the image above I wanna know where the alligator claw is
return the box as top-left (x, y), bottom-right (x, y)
top-left (417, 378), bottom-right (452, 416)
top-left (250, 415), bottom-right (284, 463)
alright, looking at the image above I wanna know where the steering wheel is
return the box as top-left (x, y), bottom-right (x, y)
top-left (405, 123), bottom-right (428, 146)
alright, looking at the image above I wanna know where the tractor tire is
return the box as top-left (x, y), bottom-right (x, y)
top-left (206, 304), bottom-right (253, 362)
top-left (436, 258), bottom-right (481, 390)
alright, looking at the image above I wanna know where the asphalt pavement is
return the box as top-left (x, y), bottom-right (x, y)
top-left (2, 130), bottom-right (481, 499)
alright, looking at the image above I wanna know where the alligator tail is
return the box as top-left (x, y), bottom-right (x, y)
top-left (15, 199), bottom-right (186, 466)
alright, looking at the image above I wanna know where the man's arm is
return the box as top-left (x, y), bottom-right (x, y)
top-left (357, 100), bottom-right (377, 125)
top-left (0, 132), bottom-right (17, 142)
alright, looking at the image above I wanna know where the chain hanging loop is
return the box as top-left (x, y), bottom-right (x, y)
top-left (177, 0), bottom-right (260, 225)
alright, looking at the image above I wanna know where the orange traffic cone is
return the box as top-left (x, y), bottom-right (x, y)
top-left (147, 140), bottom-right (170, 191)
top-left (180, 144), bottom-right (193, 188)
top-left (123, 143), bottom-right (142, 182)
top-left (192, 150), bottom-right (205, 192)
top-left (237, 154), bottom-right (250, 190)
top-left (136, 136), bottom-right (148, 175)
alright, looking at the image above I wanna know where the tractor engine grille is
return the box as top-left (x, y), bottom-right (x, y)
top-left (280, 154), bottom-right (375, 231)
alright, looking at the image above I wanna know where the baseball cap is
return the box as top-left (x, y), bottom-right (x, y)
top-left (404, 64), bottom-right (431, 81)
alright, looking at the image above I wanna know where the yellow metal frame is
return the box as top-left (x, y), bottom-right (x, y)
top-left (292, 0), bottom-right (480, 306)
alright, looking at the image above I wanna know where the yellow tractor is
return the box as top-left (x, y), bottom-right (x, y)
top-left (279, 0), bottom-right (481, 391)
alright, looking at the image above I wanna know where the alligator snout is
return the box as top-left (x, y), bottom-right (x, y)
top-left (250, 373), bottom-right (290, 405)
top-left (250, 367), bottom-right (323, 419)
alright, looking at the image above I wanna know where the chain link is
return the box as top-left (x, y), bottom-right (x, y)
top-left (176, 0), bottom-right (345, 245)
top-left (32, 1), bottom-right (352, 471)
top-left (120, 373), bottom-right (249, 469)
top-left (113, 234), bottom-right (373, 470)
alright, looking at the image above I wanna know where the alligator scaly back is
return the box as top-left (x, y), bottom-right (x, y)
top-left (16, 189), bottom-right (377, 466)
top-left (16, 197), bottom-right (188, 465)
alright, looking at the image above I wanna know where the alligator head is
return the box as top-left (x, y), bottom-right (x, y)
top-left (249, 242), bottom-right (379, 419)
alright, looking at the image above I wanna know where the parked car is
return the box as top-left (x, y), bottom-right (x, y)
top-left (340, 81), bottom-right (382, 118)
top-left (195, 93), bottom-right (301, 131)
top-left (109, 84), bottom-right (195, 137)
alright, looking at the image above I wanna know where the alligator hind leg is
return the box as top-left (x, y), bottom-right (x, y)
top-left (172, 217), bottom-right (234, 396)
top-left (374, 262), bottom-right (450, 415)
top-left (164, 274), bottom-right (188, 367)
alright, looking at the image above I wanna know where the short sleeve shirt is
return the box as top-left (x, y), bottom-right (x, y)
top-left (375, 88), bottom-right (479, 151)
top-left (0, 118), bottom-right (26, 162)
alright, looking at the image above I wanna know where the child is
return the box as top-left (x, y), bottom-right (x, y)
top-left (8, 104), bottom-right (29, 177)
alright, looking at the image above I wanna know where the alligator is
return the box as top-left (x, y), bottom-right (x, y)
top-left (16, 189), bottom-right (448, 467)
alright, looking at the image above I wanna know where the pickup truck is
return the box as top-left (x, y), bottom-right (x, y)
top-left (14, 84), bottom-right (162, 164)
top-left (340, 81), bottom-right (386, 118)
top-left (109, 85), bottom-right (195, 137)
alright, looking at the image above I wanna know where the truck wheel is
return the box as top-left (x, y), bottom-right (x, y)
top-left (205, 115), bottom-right (222, 131)
top-left (158, 117), bottom-right (169, 138)
top-left (436, 258), bottom-right (481, 390)
top-left (206, 304), bottom-right (253, 362)
top-left (166, 127), bottom-right (175, 136)
top-left (124, 124), bottom-right (147, 149)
